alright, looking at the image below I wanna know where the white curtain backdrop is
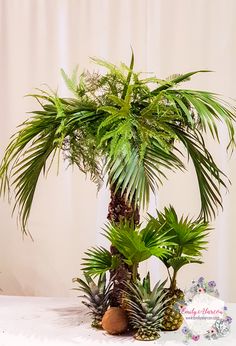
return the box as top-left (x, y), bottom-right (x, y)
top-left (0, 0), bottom-right (236, 302)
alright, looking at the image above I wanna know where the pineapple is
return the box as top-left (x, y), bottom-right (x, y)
top-left (73, 273), bottom-right (112, 328)
top-left (162, 288), bottom-right (184, 331)
top-left (124, 273), bottom-right (169, 341)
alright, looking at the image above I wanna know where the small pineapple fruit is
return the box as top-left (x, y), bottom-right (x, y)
top-left (162, 288), bottom-right (184, 331)
top-left (124, 273), bottom-right (169, 341)
top-left (73, 272), bottom-right (112, 328)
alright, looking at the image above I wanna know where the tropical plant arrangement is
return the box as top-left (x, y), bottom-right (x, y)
top-left (74, 208), bottom-right (209, 339)
top-left (0, 53), bottom-right (235, 340)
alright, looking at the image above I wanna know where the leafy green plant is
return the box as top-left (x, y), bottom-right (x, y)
top-left (82, 221), bottom-right (173, 280)
top-left (73, 272), bottom-right (112, 328)
top-left (0, 54), bottom-right (235, 234)
top-left (0, 54), bottom-right (234, 337)
top-left (140, 206), bottom-right (209, 331)
top-left (81, 246), bottom-right (120, 277)
top-left (145, 206), bottom-right (210, 292)
top-left (124, 273), bottom-right (169, 340)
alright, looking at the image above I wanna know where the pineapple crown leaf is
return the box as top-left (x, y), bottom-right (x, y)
top-left (123, 275), bottom-right (170, 331)
top-left (73, 272), bottom-right (113, 318)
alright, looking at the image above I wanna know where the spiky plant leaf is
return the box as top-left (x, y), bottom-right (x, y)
top-left (73, 272), bottom-right (112, 328)
top-left (167, 256), bottom-right (203, 272)
top-left (146, 206), bottom-right (210, 261)
top-left (145, 206), bottom-right (209, 293)
top-left (123, 274), bottom-right (169, 340)
top-left (81, 247), bottom-right (120, 277)
top-left (103, 222), bottom-right (173, 267)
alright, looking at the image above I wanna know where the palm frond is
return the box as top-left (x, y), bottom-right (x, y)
top-left (106, 144), bottom-right (184, 209)
top-left (145, 206), bottom-right (209, 267)
top-left (0, 110), bottom-right (60, 234)
top-left (103, 223), bottom-right (152, 266)
top-left (165, 89), bottom-right (236, 148)
top-left (103, 222), bottom-right (173, 266)
top-left (1, 56), bottom-right (235, 233)
top-left (81, 246), bottom-right (120, 276)
top-left (172, 126), bottom-right (227, 220)
top-left (150, 70), bottom-right (211, 95)
top-left (167, 256), bottom-right (203, 272)
top-left (0, 94), bottom-right (103, 233)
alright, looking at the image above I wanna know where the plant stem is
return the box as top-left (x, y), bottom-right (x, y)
top-left (169, 245), bottom-right (182, 293)
top-left (170, 269), bottom-right (178, 293)
top-left (132, 264), bottom-right (138, 282)
top-left (167, 267), bottom-right (172, 282)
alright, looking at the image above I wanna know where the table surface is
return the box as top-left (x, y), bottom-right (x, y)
top-left (0, 296), bottom-right (235, 346)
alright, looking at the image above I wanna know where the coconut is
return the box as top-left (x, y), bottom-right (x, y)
top-left (102, 307), bottom-right (128, 335)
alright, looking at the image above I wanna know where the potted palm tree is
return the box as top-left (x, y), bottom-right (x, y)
top-left (0, 53), bottom-right (235, 336)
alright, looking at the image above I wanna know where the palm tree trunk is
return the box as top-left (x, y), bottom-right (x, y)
top-left (108, 185), bottom-right (140, 307)
top-left (107, 185), bottom-right (140, 224)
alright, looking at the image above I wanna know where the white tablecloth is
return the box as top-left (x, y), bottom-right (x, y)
top-left (0, 296), bottom-right (235, 346)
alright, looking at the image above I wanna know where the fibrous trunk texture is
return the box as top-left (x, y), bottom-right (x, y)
top-left (107, 185), bottom-right (140, 224)
top-left (108, 185), bottom-right (140, 307)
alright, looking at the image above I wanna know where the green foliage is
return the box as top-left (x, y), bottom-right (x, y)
top-left (81, 221), bottom-right (173, 277)
top-left (81, 247), bottom-right (120, 277)
top-left (146, 206), bottom-right (209, 259)
top-left (145, 206), bottom-right (210, 289)
top-left (73, 272), bottom-right (112, 328)
top-left (124, 273), bottom-right (169, 340)
top-left (103, 222), bottom-right (173, 267)
top-left (167, 256), bottom-right (202, 272)
top-left (0, 55), bottom-right (235, 233)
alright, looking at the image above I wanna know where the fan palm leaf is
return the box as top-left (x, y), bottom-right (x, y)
top-left (145, 206), bottom-right (209, 270)
top-left (81, 246), bottom-right (120, 276)
top-left (103, 222), bottom-right (174, 266)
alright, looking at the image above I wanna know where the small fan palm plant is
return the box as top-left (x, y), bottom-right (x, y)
top-left (81, 221), bottom-right (173, 305)
top-left (145, 206), bottom-right (210, 331)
